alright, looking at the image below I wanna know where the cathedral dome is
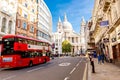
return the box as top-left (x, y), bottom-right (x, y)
top-left (63, 14), bottom-right (73, 30)
top-left (63, 21), bottom-right (73, 30)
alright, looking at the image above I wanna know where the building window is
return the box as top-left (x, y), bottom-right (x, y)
top-left (18, 20), bottom-right (21, 28)
top-left (8, 20), bottom-right (12, 34)
top-left (32, 9), bottom-right (34, 13)
top-left (56, 43), bottom-right (58, 46)
top-left (24, 14), bottom-right (27, 18)
top-left (30, 25), bottom-right (34, 33)
top-left (36, 0), bottom-right (38, 3)
top-left (72, 37), bottom-right (74, 43)
top-left (76, 37), bottom-right (78, 43)
top-left (25, 3), bottom-right (28, 7)
top-left (21, 33), bottom-right (26, 36)
top-left (23, 22), bottom-right (27, 29)
top-left (1, 17), bottom-right (6, 32)
top-left (42, 33), bottom-right (44, 38)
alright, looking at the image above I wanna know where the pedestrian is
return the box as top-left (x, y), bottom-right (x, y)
top-left (98, 54), bottom-right (101, 64)
top-left (101, 54), bottom-right (104, 64)
top-left (89, 55), bottom-right (95, 73)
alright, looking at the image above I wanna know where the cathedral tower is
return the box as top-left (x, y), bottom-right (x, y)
top-left (57, 17), bottom-right (63, 33)
top-left (80, 17), bottom-right (87, 53)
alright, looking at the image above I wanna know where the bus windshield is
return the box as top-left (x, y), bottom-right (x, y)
top-left (2, 38), bottom-right (15, 55)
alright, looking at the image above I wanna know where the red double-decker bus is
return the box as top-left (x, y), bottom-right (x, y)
top-left (0, 35), bottom-right (51, 68)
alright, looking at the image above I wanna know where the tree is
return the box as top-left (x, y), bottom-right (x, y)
top-left (62, 40), bottom-right (72, 54)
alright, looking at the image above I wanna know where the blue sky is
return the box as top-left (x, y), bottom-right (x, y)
top-left (44, 0), bottom-right (94, 33)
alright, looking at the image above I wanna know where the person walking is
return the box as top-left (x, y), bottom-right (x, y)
top-left (101, 54), bottom-right (105, 64)
top-left (89, 55), bottom-right (95, 73)
top-left (98, 54), bottom-right (101, 64)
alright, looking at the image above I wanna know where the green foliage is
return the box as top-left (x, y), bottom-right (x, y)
top-left (62, 40), bottom-right (72, 53)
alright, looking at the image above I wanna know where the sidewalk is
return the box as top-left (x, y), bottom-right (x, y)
top-left (88, 58), bottom-right (120, 80)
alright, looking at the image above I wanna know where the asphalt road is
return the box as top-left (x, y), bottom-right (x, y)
top-left (0, 56), bottom-right (88, 80)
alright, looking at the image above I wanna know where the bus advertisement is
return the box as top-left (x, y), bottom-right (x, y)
top-left (0, 35), bottom-right (52, 68)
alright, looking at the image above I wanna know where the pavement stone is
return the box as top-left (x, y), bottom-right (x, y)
top-left (88, 58), bottom-right (120, 80)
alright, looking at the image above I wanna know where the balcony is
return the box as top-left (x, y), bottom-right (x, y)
top-left (102, 0), bottom-right (111, 12)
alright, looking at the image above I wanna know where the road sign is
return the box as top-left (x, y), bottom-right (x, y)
top-left (100, 20), bottom-right (109, 27)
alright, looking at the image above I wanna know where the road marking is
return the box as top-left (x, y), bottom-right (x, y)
top-left (64, 77), bottom-right (69, 80)
top-left (69, 58), bottom-right (83, 74)
top-left (83, 63), bottom-right (87, 80)
top-left (70, 67), bottom-right (76, 74)
top-left (2, 75), bottom-right (16, 80)
top-left (27, 67), bottom-right (43, 72)
top-left (76, 63), bottom-right (79, 67)
top-left (59, 62), bottom-right (71, 66)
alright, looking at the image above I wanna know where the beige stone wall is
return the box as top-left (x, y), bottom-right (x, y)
top-left (91, 0), bottom-right (120, 59)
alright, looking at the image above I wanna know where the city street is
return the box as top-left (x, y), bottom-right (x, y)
top-left (0, 0), bottom-right (120, 80)
top-left (0, 56), bottom-right (88, 80)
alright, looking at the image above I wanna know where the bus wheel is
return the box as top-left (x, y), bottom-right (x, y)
top-left (29, 61), bottom-right (33, 67)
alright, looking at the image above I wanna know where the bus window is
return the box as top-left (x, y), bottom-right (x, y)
top-left (22, 39), bottom-right (27, 44)
top-left (27, 40), bottom-right (31, 44)
top-left (46, 43), bottom-right (48, 46)
top-left (33, 41), bottom-right (36, 45)
top-left (38, 52), bottom-right (43, 57)
top-left (18, 38), bottom-right (23, 43)
top-left (43, 43), bottom-right (45, 46)
top-left (21, 52), bottom-right (30, 58)
top-left (27, 40), bottom-right (34, 45)
top-left (46, 52), bottom-right (51, 57)
top-left (30, 40), bottom-right (34, 45)
top-left (41, 42), bottom-right (43, 46)
top-left (2, 38), bottom-right (15, 55)
top-left (38, 42), bottom-right (43, 46)
top-left (34, 52), bottom-right (39, 57)
top-left (30, 52), bottom-right (34, 58)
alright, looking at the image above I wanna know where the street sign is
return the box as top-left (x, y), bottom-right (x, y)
top-left (100, 20), bottom-right (109, 27)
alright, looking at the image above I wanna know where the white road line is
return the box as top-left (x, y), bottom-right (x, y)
top-left (80, 58), bottom-right (83, 63)
top-left (69, 58), bottom-right (83, 74)
top-left (83, 63), bottom-right (87, 80)
top-left (76, 63), bottom-right (79, 67)
top-left (70, 67), bottom-right (76, 74)
top-left (27, 67), bottom-right (43, 72)
top-left (2, 75), bottom-right (16, 80)
top-left (64, 77), bottom-right (69, 80)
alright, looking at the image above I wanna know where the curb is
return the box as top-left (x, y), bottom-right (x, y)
top-left (88, 61), bottom-right (91, 80)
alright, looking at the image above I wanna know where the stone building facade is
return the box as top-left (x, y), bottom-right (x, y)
top-left (0, 0), bottom-right (52, 44)
top-left (0, 0), bottom-right (17, 39)
top-left (52, 14), bottom-right (87, 55)
top-left (90, 0), bottom-right (120, 62)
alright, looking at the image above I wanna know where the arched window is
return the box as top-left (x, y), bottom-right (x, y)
top-left (1, 17), bottom-right (6, 32)
top-left (8, 20), bottom-right (12, 34)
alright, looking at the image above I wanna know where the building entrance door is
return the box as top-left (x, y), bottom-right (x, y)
top-left (112, 45), bottom-right (117, 60)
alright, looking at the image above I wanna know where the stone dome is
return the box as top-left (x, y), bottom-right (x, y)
top-left (63, 14), bottom-right (73, 30)
top-left (63, 21), bottom-right (73, 30)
